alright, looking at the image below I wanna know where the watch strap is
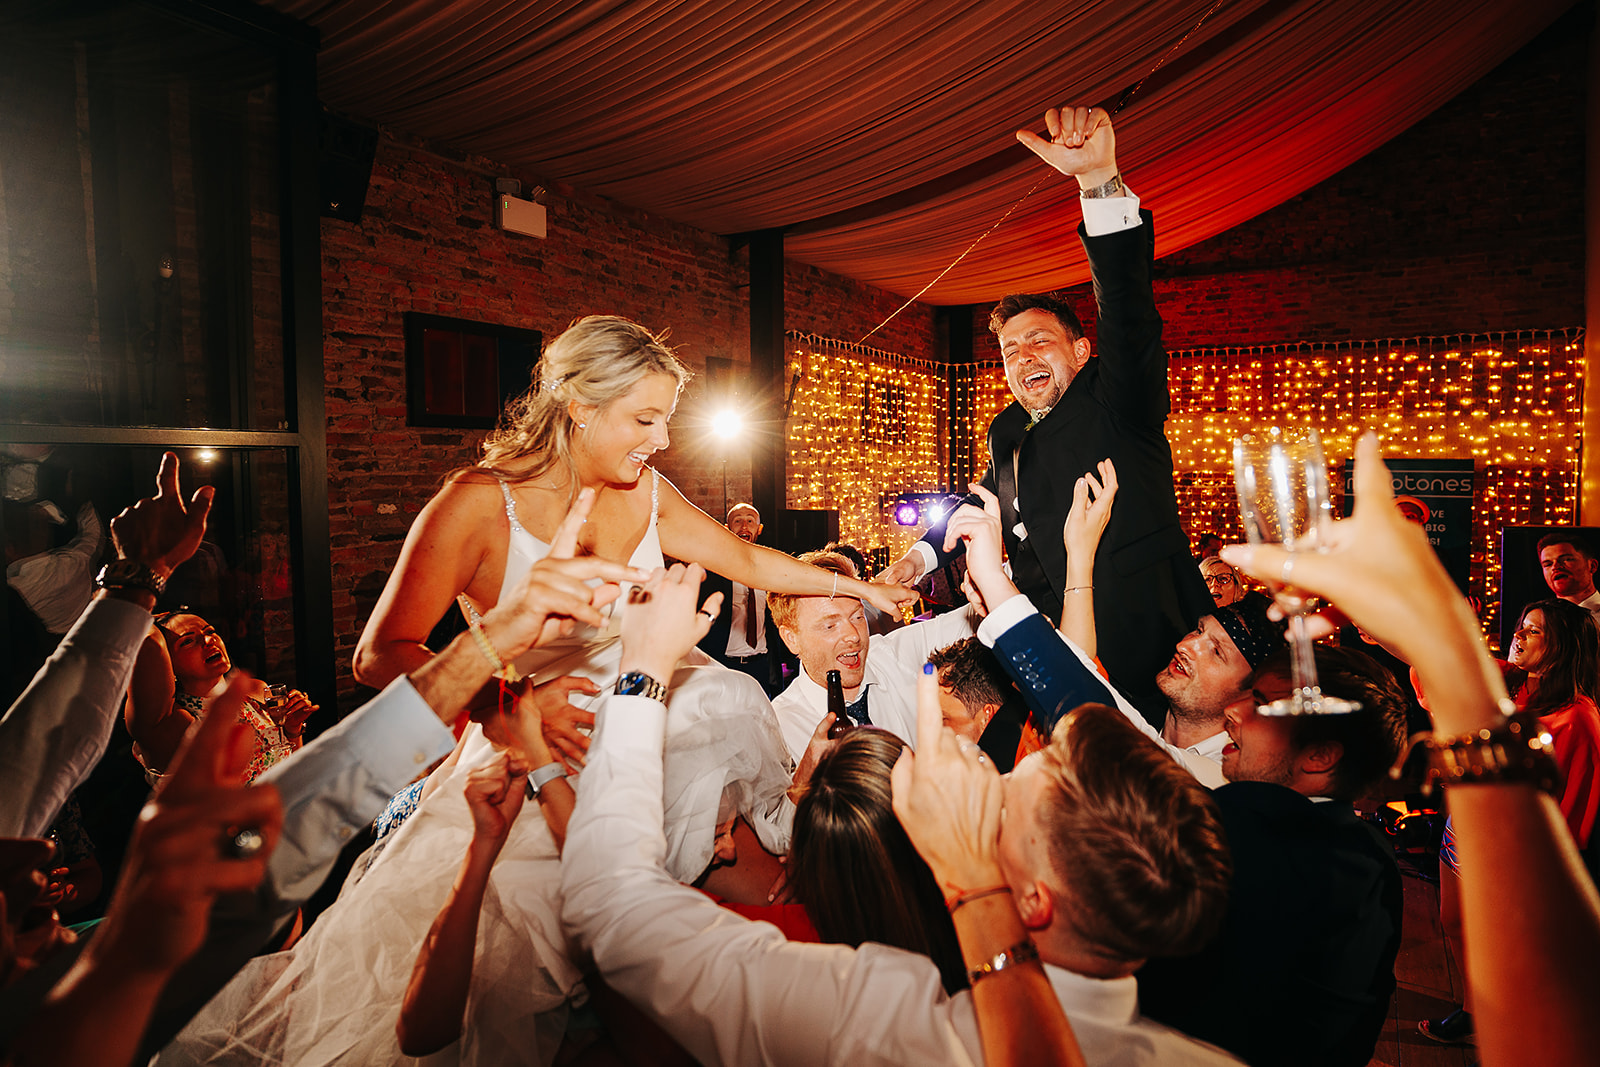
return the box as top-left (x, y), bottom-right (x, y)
top-left (1079, 171), bottom-right (1125, 200)
top-left (615, 670), bottom-right (668, 703)
top-left (524, 761), bottom-right (567, 800)
top-left (95, 561), bottom-right (168, 596)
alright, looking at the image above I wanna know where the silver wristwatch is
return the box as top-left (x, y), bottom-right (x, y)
top-left (615, 670), bottom-right (668, 703)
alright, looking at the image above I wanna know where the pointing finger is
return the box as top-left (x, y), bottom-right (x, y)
top-left (549, 488), bottom-right (597, 560)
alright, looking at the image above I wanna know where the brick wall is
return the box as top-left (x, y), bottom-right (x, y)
top-left (321, 131), bottom-right (936, 705)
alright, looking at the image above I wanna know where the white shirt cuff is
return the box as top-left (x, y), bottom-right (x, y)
top-left (908, 542), bottom-right (937, 581)
top-left (596, 692), bottom-right (668, 758)
top-left (976, 593), bottom-right (1039, 647)
top-left (1080, 185), bottom-right (1142, 236)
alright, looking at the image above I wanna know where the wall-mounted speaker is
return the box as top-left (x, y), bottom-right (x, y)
top-left (319, 112), bottom-right (379, 223)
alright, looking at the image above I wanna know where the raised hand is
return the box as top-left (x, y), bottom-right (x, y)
top-left (271, 689), bottom-right (318, 740)
top-left (858, 578), bottom-right (919, 617)
top-left (876, 554), bottom-right (925, 590)
top-left (94, 674), bottom-right (284, 975)
top-left (618, 565), bottom-right (722, 686)
top-left (943, 483), bottom-right (1017, 610)
top-left (890, 663), bottom-right (1005, 900)
top-left (1219, 433), bottom-right (1503, 732)
top-left (788, 712), bottom-right (839, 803)
top-left (531, 676), bottom-right (600, 769)
top-left (462, 752), bottom-right (529, 844)
top-left (1063, 459), bottom-right (1118, 564)
top-left (480, 488), bottom-right (651, 661)
top-left (1016, 105), bottom-right (1117, 188)
top-left (109, 452), bottom-right (215, 578)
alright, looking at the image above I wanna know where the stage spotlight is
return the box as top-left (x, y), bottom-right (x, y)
top-left (893, 501), bottom-right (922, 526)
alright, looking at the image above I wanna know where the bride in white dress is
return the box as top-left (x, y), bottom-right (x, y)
top-left (159, 316), bottom-right (913, 1066)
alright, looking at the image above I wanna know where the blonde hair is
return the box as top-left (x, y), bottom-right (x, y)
top-left (479, 315), bottom-right (690, 485)
top-left (767, 550), bottom-right (854, 633)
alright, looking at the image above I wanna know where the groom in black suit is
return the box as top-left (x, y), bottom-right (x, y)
top-left (880, 105), bottom-right (1210, 724)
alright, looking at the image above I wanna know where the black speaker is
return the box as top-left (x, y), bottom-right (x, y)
top-left (319, 112), bottom-right (379, 223)
top-left (776, 509), bottom-right (839, 556)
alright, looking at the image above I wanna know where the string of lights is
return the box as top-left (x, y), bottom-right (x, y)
top-left (784, 334), bottom-right (948, 561)
top-left (969, 327), bottom-right (1584, 642)
top-left (787, 327), bottom-right (1580, 643)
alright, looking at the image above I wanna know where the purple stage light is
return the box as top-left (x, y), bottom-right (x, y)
top-left (893, 501), bottom-right (922, 526)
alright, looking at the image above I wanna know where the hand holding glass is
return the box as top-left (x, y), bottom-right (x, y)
top-left (1233, 427), bottom-right (1360, 715)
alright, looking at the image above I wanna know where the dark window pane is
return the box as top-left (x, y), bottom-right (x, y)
top-left (0, 6), bottom-right (285, 430)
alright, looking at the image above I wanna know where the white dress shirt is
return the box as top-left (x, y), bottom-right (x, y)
top-left (977, 594), bottom-right (1229, 789)
top-left (725, 581), bottom-right (767, 657)
top-left (0, 595), bottom-right (150, 837)
top-left (560, 690), bottom-right (1243, 1067)
top-left (5, 503), bottom-right (103, 634)
top-left (771, 605), bottom-right (979, 762)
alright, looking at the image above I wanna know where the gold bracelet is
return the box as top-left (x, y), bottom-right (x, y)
top-left (1424, 712), bottom-right (1557, 794)
top-left (467, 617), bottom-right (522, 683)
top-left (967, 938), bottom-right (1041, 985)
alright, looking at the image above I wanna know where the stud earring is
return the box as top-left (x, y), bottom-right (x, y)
top-left (576, 422), bottom-right (587, 429)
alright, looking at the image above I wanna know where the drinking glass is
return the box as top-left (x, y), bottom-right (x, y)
top-left (1232, 426), bottom-right (1360, 715)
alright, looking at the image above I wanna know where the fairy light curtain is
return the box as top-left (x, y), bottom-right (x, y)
top-left (970, 328), bottom-right (1583, 641)
top-left (784, 331), bottom-right (948, 562)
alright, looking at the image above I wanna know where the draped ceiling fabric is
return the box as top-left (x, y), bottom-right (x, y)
top-left (262, 0), bottom-right (1579, 304)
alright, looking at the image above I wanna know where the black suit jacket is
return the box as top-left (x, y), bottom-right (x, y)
top-left (1137, 782), bottom-right (1403, 1067)
top-left (921, 211), bottom-right (1211, 722)
top-left (696, 569), bottom-right (789, 690)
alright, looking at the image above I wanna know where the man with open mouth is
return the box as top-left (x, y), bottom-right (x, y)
top-left (879, 105), bottom-right (1212, 728)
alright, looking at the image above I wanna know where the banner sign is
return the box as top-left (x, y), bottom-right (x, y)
top-left (1343, 458), bottom-right (1475, 594)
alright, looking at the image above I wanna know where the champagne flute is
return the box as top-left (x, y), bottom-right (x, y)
top-left (1232, 426), bottom-right (1360, 715)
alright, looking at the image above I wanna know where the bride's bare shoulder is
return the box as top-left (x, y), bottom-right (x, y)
top-left (416, 469), bottom-right (511, 526)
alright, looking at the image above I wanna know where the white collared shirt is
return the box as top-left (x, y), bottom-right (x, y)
top-left (724, 581), bottom-right (767, 657)
top-left (770, 605), bottom-right (980, 762)
top-left (559, 689), bottom-right (1243, 1067)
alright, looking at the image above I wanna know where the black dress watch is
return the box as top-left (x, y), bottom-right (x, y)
top-left (615, 670), bottom-right (668, 703)
top-left (95, 560), bottom-right (168, 597)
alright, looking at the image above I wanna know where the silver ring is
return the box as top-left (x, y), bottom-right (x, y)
top-left (697, 609), bottom-right (715, 618)
top-left (226, 828), bottom-right (264, 859)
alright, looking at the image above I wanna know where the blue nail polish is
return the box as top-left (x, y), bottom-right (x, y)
top-left (923, 662), bottom-right (934, 675)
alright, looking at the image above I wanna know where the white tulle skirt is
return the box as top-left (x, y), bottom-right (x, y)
top-left (156, 639), bottom-right (793, 1067)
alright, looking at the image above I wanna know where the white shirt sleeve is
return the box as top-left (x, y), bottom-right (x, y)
top-left (0, 597), bottom-right (152, 837)
top-left (907, 541), bottom-right (937, 581)
top-left (255, 676), bottom-right (457, 905)
top-left (561, 693), bottom-right (984, 1067)
top-left (1079, 185), bottom-right (1142, 237)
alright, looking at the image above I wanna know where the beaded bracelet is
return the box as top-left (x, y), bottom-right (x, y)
top-left (1424, 712), bottom-right (1557, 794)
top-left (467, 616), bottom-right (522, 683)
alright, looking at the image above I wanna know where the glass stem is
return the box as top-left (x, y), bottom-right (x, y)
top-left (1288, 611), bottom-right (1320, 699)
